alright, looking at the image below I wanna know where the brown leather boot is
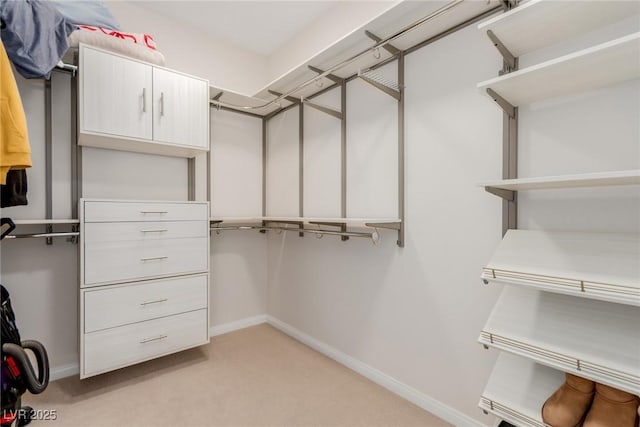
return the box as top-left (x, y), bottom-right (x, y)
top-left (583, 383), bottom-right (640, 427)
top-left (542, 373), bottom-right (595, 427)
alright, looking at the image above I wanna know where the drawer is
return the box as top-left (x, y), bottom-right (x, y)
top-left (84, 237), bottom-right (208, 286)
top-left (83, 274), bottom-right (208, 333)
top-left (83, 201), bottom-right (207, 222)
top-left (83, 309), bottom-right (208, 378)
top-left (84, 221), bottom-right (208, 243)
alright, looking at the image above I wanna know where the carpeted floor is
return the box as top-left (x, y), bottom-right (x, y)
top-left (25, 324), bottom-right (451, 426)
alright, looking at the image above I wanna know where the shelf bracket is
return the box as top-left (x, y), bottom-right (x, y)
top-left (486, 30), bottom-right (516, 73)
top-left (486, 88), bottom-right (515, 119)
top-left (485, 187), bottom-right (515, 201)
top-left (365, 221), bottom-right (401, 231)
top-left (268, 90), bottom-right (299, 104)
top-left (307, 65), bottom-right (343, 84)
top-left (365, 30), bottom-right (401, 56)
top-left (358, 72), bottom-right (401, 101)
top-left (301, 98), bottom-right (343, 120)
top-left (211, 91), bottom-right (223, 110)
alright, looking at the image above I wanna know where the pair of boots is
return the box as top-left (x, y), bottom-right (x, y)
top-left (542, 373), bottom-right (639, 427)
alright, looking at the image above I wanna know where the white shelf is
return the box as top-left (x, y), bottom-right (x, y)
top-left (482, 230), bottom-right (640, 306)
top-left (210, 217), bottom-right (401, 228)
top-left (12, 219), bottom-right (80, 225)
top-left (209, 86), bottom-right (280, 117)
top-left (480, 353), bottom-right (564, 427)
top-left (478, 0), bottom-right (640, 57)
top-left (480, 169), bottom-right (640, 192)
top-left (211, 1), bottom-right (499, 115)
top-left (478, 32), bottom-right (640, 107)
top-left (479, 286), bottom-right (640, 395)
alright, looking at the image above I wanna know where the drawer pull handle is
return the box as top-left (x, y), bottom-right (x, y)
top-left (140, 256), bottom-right (168, 262)
top-left (140, 335), bottom-right (167, 344)
top-left (140, 298), bottom-right (168, 306)
top-left (140, 229), bottom-right (168, 233)
top-left (140, 211), bottom-right (168, 214)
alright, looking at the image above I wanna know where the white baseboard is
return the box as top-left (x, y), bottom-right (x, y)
top-left (266, 315), bottom-right (488, 427)
top-left (50, 363), bottom-right (79, 381)
top-left (209, 314), bottom-right (267, 337)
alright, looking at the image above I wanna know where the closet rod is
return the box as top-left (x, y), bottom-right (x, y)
top-left (210, 0), bottom-right (464, 111)
top-left (210, 225), bottom-right (380, 243)
top-left (52, 63), bottom-right (78, 76)
top-left (3, 232), bottom-right (79, 240)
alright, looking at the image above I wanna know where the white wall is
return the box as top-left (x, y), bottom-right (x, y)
top-left (303, 88), bottom-right (342, 217)
top-left (266, 107), bottom-right (300, 217)
top-left (266, 23), bottom-right (504, 425)
top-left (210, 109), bottom-right (268, 327)
top-left (107, 1), bottom-right (266, 94)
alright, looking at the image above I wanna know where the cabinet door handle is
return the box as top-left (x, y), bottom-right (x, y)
top-left (140, 256), bottom-right (168, 262)
top-left (140, 229), bottom-right (168, 233)
top-left (142, 87), bottom-right (147, 113)
top-left (160, 92), bottom-right (165, 116)
top-left (140, 211), bottom-right (168, 214)
top-left (140, 298), bottom-right (168, 306)
top-left (140, 335), bottom-right (167, 344)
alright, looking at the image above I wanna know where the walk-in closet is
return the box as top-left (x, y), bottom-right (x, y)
top-left (1, 1), bottom-right (638, 426)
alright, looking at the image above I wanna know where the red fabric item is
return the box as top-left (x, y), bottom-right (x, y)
top-left (77, 25), bottom-right (157, 50)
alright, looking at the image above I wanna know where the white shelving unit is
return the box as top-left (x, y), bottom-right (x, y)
top-left (480, 169), bottom-right (640, 192)
top-left (477, 1), bottom-right (640, 423)
top-left (477, 32), bottom-right (640, 106)
top-left (479, 286), bottom-right (640, 396)
top-left (482, 230), bottom-right (640, 306)
top-left (480, 353), bottom-right (564, 427)
top-left (478, 0), bottom-right (640, 57)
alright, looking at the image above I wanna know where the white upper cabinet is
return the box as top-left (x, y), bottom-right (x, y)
top-left (80, 46), bottom-right (153, 141)
top-left (78, 44), bottom-right (210, 157)
top-left (152, 68), bottom-right (209, 149)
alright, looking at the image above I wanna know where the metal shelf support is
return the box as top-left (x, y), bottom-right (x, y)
top-left (357, 71), bottom-right (401, 101)
top-left (487, 30), bottom-right (517, 73)
top-left (301, 98), bottom-right (343, 120)
top-left (487, 88), bottom-right (516, 118)
top-left (365, 30), bottom-right (401, 56)
top-left (308, 65), bottom-right (343, 84)
top-left (268, 90), bottom-right (299, 104)
top-left (485, 187), bottom-right (515, 201)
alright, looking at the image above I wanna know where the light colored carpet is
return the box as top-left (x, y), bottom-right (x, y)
top-left (25, 324), bottom-right (452, 426)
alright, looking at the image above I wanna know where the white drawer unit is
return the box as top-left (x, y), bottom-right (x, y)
top-left (83, 309), bottom-right (208, 377)
top-left (84, 221), bottom-right (208, 243)
top-left (83, 200), bottom-right (208, 223)
top-left (80, 199), bottom-right (210, 379)
top-left (83, 274), bottom-right (208, 333)
top-left (84, 237), bottom-right (208, 286)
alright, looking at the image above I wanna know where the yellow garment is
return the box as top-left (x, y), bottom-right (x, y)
top-left (0, 39), bottom-right (31, 185)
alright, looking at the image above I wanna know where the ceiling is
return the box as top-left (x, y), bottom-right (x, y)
top-left (130, 1), bottom-right (339, 56)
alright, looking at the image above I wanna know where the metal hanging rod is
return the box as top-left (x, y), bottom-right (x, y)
top-left (210, 225), bottom-right (381, 244)
top-left (210, 0), bottom-right (464, 111)
top-left (3, 232), bottom-right (79, 240)
top-left (52, 62), bottom-right (78, 76)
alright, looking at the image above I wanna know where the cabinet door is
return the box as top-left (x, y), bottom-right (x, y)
top-left (152, 68), bottom-right (209, 149)
top-left (80, 46), bottom-right (153, 140)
